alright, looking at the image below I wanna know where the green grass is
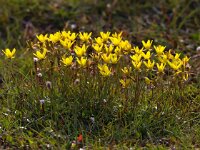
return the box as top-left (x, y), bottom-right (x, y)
top-left (0, 0), bottom-right (200, 149)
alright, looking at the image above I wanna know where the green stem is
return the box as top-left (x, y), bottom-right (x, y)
top-left (134, 71), bottom-right (140, 107)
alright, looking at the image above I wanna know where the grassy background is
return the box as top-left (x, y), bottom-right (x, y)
top-left (1, 0), bottom-right (200, 49)
top-left (0, 0), bottom-right (200, 149)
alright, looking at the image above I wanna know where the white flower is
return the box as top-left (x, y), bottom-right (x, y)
top-left (90, 116), bottom-right (95, 123)
top-left (40, 99), bottom-right (45, 104)
top-left (33, 57), bottom-right (38, 62)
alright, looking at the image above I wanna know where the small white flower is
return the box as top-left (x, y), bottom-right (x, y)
top-left (3, 113), bottom-right (8, 116)
top-left (196, 46), bottom-right (200, 52)
top-left (19, 126), bottom-right (27, 129)
top-left (36, 67), bottom-right (41, 71)
top-left (71, 24), bottom-right (77, 30)
top-left (90, 116), bottom-right (95, 123)
top-left (33, 57), bottom-right (38, 62)
top-left (106, 3), bottom-right (111, 8)
top-left (40, 99), bottom-right (45, 104)
top-left (46, 144), bottom-right (51, 148)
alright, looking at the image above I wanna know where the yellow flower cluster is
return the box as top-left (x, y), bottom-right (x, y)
top-left (2, 31), bottom-right (190, 88)
top-left (33, 31), bottom-right (190, 84)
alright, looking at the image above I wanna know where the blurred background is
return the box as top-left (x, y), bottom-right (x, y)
top-left (0, 0), bottom-right (200, 73)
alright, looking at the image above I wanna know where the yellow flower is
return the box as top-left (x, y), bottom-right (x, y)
top-left (92, 44), bottom-right (103, 53)
top-left (132, 61), bottom-right (142, 70)
top-left (143, 59), bottom-right (155, 70)
top-left (100, 31), bottom-right (110, 41)
top-left (105, 44), bottom-right (114, 54)
top-left (182, 56), bottom-right (190, 66)
top-left (114, 46), bottom-right (122, 55)
top-left (33, 48), bottom-right (47, 60)
top-left (95, 37), bottom-right (104, 45)
top-left (120, 79), bottom-right (131, 88)
top-left (74, 44), bottom-right (87, 57)
top-left (61, 31), bottom-right (71, 39)
top-left (98, 64), bottom-right (112, 76)
top-left (119, 40), bottom-right (132, 53)
top-left (167, 61), bottom-right (182, 71)
top-left (142, 40), bottom-right (153, 49)
top-left (166, 49), bottom-right (174, 59)
top-left (67, 32), bottom-right (77, 41)
top-left (2, 48), bottom-right (16, 59)
top-left (60, 39), bottom-right (74, 50)
top-left (90, 53), bottom-right (100, 60)
top-left (36, 34), bottom-right (48, 43)
top-left (49, 32), bottom-right (61, 43)
top-left (124, 41), bottom-right (132, 51)
top-left (119, 40), bottom-right (127, 49)
top-left (79, 32), bottom-right (92, 42)
top-left (174, 53), bottom-right (181, 60)
top-left (109, 37), bottom-right (121, 46)
top-left (101, 53), bottom-right (111, 63)
top-left (121, 66), bottom-right (132, 75)
top-left (158, 54), bottom-right (168, 63)
top-left (142, 51), bottom-right (151, 60)
top-left (77, 57), bottom-right (87, 67)
top-left (110, 53), bottom-right (119, 64)
top-left (156, 63), bottom-right (165, 73)
top-left (112, 32), bottom-right (123, 38)
top-left (61, 56), bottom-right (73, 66)
top-left (130, 54), bottom-right (142, 63)
top-left (133, 46), bottom-right (143, 55)
top-left (154, 45), bottom-right (166, 56)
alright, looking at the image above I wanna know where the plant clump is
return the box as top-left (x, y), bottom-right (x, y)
top-left (1, 31), bottom-right (192, 148)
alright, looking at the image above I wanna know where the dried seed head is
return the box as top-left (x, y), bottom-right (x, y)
top-left (90, 70), bottom-right (95, 76)
top-left (46, 81), bottom-right (52, 89)
top-left (37, 73), bottom-right (42, 77)
top-left (74, 78), bottom-right (80, 85)
top-left (37, 68), bottom-right (41, 72)
top-left (32, 44), bottom-right (39, 50)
